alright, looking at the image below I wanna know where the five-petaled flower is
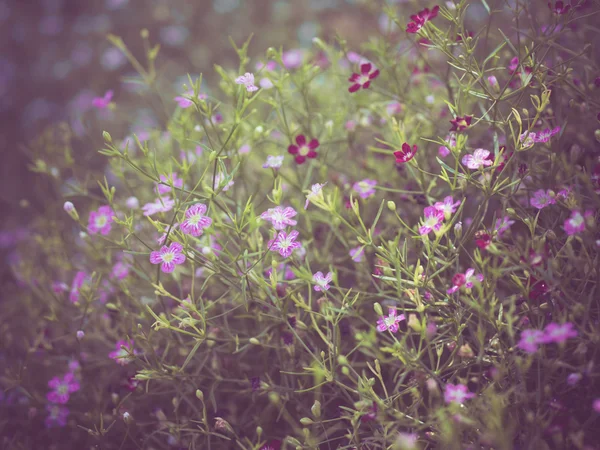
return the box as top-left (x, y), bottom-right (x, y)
top-left (180, 203), bottom-right (212, 237)
top-left (263, 155), bottom-right (284, 169)
top-left (494, 216), bottom-right (515, 237)
top-left (260, 206), bottom-right (298, 230)
top-left (406, 6), bottom-right (440, 33)
top-left (530, 189), bottom-right (556, 209)
top-left (394, 143), bottom-right (418, 163)
top-left (462, 149), bottom-right (493, 170)
top-left (45, 404), bottom-right (69, 428)
top-left (288, 135), bottom-right (319, 164)
top-left (313, 271), bottom-right (333, 291)
top-left (444, 383), bottom-right (475, 404)
top-left (450, 115), bottom-right (472, 132)
top-left (88, 205), bottom-right (114, 235)
top-left (517, 329), bottom-right (545, 353)
top-left (563, 209), bottom-right (592, 236)
top-left (419, 206), bottom-right (444, 236)
top-left (235, 72), bottom-right (259, 92)
top-left (533, 126), bottom-right (561, 143)
top-left (447, 268), bottom-right (484, 294)
top-left (47, 373), bottom-right (80, 404)
top-left (109, 340), bottom-right (138, 366)
top-left (548, 1), bottom-right (571, 14)
top-left (434, 196), bottom-right (461, 218)
top-left (150, 242), bottom-right (187, 273)
top-left (348, 63), bottom-right (380, 93)
top-left (377, 308), bottom-right (406, 333)
top-left (268, 230), bottom-right (302, 258)
top-left (92, 90), bottom-right (113, 109)
top-left (353, 179), bottom-right (377, 199)
top-left (542, 322), bottom-right (578, 344)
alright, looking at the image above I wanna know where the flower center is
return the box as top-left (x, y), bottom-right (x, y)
top-left (162, 252), bottom-right (175, 263)
top-left (57, 384), bottom-right (68, 395)
top-left (384, 316), bottom-right (396, 327)
top-left (359, 74), bottom-right (370, 84)
top-left (299, 145), bottom-right (310, 156)
top-left (188, 214), bottom-right (202, 226)
top-left (95, 215), bottom-right (107, 228)
top-left (425, 216), bottom-right (439, 228)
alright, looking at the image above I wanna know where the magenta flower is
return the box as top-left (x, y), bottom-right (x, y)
top-left (45, 404), bottom-right (69, 428)
top-left (563, 210), bottom-right (592, 236)
top-left (548, 1), bottom-right (571, 14)
top-left (434, 196), bottom-right (461, 217)
top-left (353, 179), bottom-right (377, 199)
top-left (419, 206), bottom-right (444, 236)
top-left (305, 182), bottom-right (326, 209)
top-left (261, 206), bottom-right (298, 230)
top-left (174, 90), bottom-right (206, 109)
top-left (235, 72), bottom-right (259, 92)
top-left (348, 63), bottom-right (380, 93)
top-left (376, 308), bottom-right (406, 333)
top-left (142, 197), bottom-right (175, 216)
top-left (180, 203), bottom-right (212, 236)
top-left (157, 172), bottom-right (183, 195)
top-left (530, 189), bottom-right (556, 209)
top-left (268, 230), bottom-right (302, 258)
top-left (150, 242), bottom-right (186, 273)
top-left (349, 246), bottom-right (364, 262)
top-left (111, 261), bottom-right (130, 280)
top-left (108, 340), bottom-right (137, 366)
top-left (449, 115), bottom-right (472, 132)
top-left (263, 155), bottom-right (284, 169)
top-left (88, 205), bottom-right (114, 235)
top-left (447, 268), bottom-right (483, 294)
top-left (517, 329), bottom-right (545, 353)
top-left (462, 149), bottom-right (493, 170)
top-left (406, 5), bottom-right (440, 33)
top-left (494, 216), bottom-right (515, 237)
top-left (541, 322), bottom-right (578, 344)
top-left (288, 135), bottom-right (319, 164)
top-left (92, 90), bottom-right (113, 109)
top-left (533, 126), bottom-right (561, 143)
top-left (444, 383), bottom-right (475, 404)
top-left (282, 49), bottom-right (305, 69)
top-left (439, 134), bottom-right (456, 157)
top-left (394, 143), bottom-right (418, 163)
top-left (47, 372), bottom-right (80, 404)
top-left (313, 271), bottom-right (333, 291)
top-left (594, 399), bottom-right (600, 413)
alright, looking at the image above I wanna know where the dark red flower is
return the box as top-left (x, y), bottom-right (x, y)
top-left (475, 231), bottom-right (492, 250)
top-left (548, 1), bottom-right (571, 14)
top-left (348, 63), bottom-right (380, 93)
top-left (393, 142), bottom-right (418, 163)
top-left (452, 273), bottom-right (466, 288)
top-left (406, 6), bottom-right (440, 33)
top-left (287, 134), bottom-right (319, 164)
top-left (360, 402), bottom-right (378, 422)
top-left (449, 115), bottom-right (472, 132)
top-left (528, 276), bottom-right (549, 301)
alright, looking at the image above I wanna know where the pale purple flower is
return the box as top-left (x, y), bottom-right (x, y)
top-left (349, 246), bottom-right (364, 262)
top-left (464, 268), bottom-right (484, 288)
top-left (376, 308), bottom-right (405, 333)
top-left (174, 90), bottom-right (206, 108)
top-left (260, 206), bottom-right (298, 230)
top-left (109, 340), bottom-right (137, 366)
top-left (111, 261), bottom-right (129, 280)
top-left (567, 373), bottom-right (582, 386)
top-left (305, 182), bottom-right (326, 209)
top-left (593, 399), bottom-right (600, 413)
top-left (213, 173), bottom-right (234, 192)
top-left (92, 90), bottom-right (113, 109)
top-left (563, 210), bottom-right (592, 236)
top-left (462, 149), bottom-right (492, 170)
top-left (88, 205), bottom-right (114, 235)
top-left (313, 271), bottom-right (333, 291)
top-left (533, 126), bottom-right (560, 143)
top-left (150, 242), bottom-right (186, 273)
top-left (556, 186), bottom-right (572, 200)
top-left (353, 179), bottom-right (377, 199)
top-left (142, 197), bottom-right (175, 216)
top-left (47, 373), bottom-right (80, 404)
top-left (180, 203), bottom-right (212, 236)
top-left (268, 230), bottom-right (302, 258)
top-left (434, 196), bottom-right (461, 216)
top-left (439, 133), bottom-right (456, 157)
top-left (125, 196), bottom-right (139, 209)
top-left (69, 271), bottom-right (89, 304)
top-left (494, 216), bottom-right (515, 236)
top-left (238, 144), bottom-right (251, 154)
top-left (263, 155), bottom-right (284, 169)
top-left (282, 49), bottom-right (305, 69)
top-left (45, 404), bottom-right (69, 428)
top-left (419, 206), bottom-right (444, 236)
top-left (517, 329), bottom-right (545, 353)
top-left (519, 131), bottom-right (536, 148)
top-left (259, 78), bottom-right (274, 89)
top-left (530, 189), bottom-right (555, 209)
top-left (76, 330), bottom-right (85, 341)
top-left (487, 75), bottom-right (499, 89)
top-left (235, 72), bottom-right (258, 92)
top-left (541, 322), bottom-right (578, 344)
top-left (444, 383), bottom-right (475, 404)
top-left (157, 172), bottom-right (183, 195)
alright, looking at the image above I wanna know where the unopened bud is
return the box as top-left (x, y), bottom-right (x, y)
top-left (311, 400), bottom-right (321, 418)
top-left (300, 417), bottom-right (313, 426)
top-left (249, 337), bottom-right (260, 345)
top-left (76, 330), bottom-right (85, 341)
top-left (374, 302), bottom-right (383, 316)
top-left (387, 200), bottom-right (396, 211)
top-left (63, 201), bottom-right (79, 221)
top-left (196, 389), bottom-right (204, 401)
top-left (123, 411), bottom-right (133, 424)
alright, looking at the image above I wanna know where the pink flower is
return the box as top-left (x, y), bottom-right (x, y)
top-left (282, 49), bottom-right (305, 69)
top-left (419, 206), bottom-right (444, 236)
top-left (313, 271), bottom-right (333, 291)
top-left (349, 246), bottom-right (364, 262)
top-left (563, 210), bottom-right (592, 236)
top-left (541, 322), bottom-right (578, 344)
top-left (142, 197), bottom-right (175, 216)
top-left (406, 6), bottom-right (440, 33)
top-left (261, 206), bottom-right (298, 230)
top-left (88, 205), bottom-right (114, 235)
top-left (111, 261), bottom-right (130, 280)
top-left (444, 383), bottom-right (475, 404)
top-left (174, 90), bottom-right (206, 108)
top-left (305, 183), bottom-right (326, 209)
top-left (180, 203), bottom-right (212, 237)
top-left (494, 216), bottom-right (515, 236)
top-left (268, 230), bottom-right (302, 258)
top-left (517, 329), bottom-right (545, 353)
top-left (92, 90), bottom-right (113, 109)
top-left (519, 131), bottom-right (536, 147)
top-left (108, 340), bottom-right (137, 366)
top-left (438, 134), bottom-right (456, 157)
top-left (447, 268), bottom-right (483, 294)
top-left (348, 63), bottom-right (380, 93)
top-left (434, 196), bottom-right (461, 217)
top-left (69, 271), bottom-right (89, 304)
top-left (288, 135), bottom-right (319, 164)
top-left (394, 143), bottom-right (418, 163)
top-left (593, 399), bottom-right (600, 413)
top-left (462, 149), bottom-right (493, 170)
top-left (47, 372), bottom-right (80, 404)
top-left (213, 172), bottom-right (234, 192)
top-left (533, 126), bottom-right (561, 143)
top-left (530, 189), bottom-right (556, 209)
top-left (353, 179), bottom-right (377, 199)
top-left (157, 172), bottom-right (183, 195)
top-left (377, 308), bottom-right (406, 333)
top-left (263, 155), bottom-right (284, 169)
top-left (449, 115), bottom-right (472, 132)
top-left (45, 404), bottom-right (69, 428)
top-left (150, 242), bottom-right (186, 273)
top-left (235, 72), bottom-right (259, 92)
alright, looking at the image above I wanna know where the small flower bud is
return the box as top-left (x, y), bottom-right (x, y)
top-left (311, 400), bottom-right (321, 418)
top-left (341, 366), bottom-right (350, 376)
top-left (387, 200), bottom-right (396, 211)
top-left (300, 417), bottom-right (313, 426)
top-left (63, 201), bottom-right (79, 221)
top-left (487, 75), bottom-right (499, 93)
top-left (454, 221), bottom-right (462, 238)
top-left (374, 302), bottom-right (383, 316)
top-left (196, 389), bottom-right (204, 401)
top-left (337, 355), bottom-right (348, 365)
top-left (102, 131), bottom-right (112, 144)
top-left (76, 330), bottom-right (85, 341)
top-left (249, 337), bottom-right (260, 345)
top-left (126, 196), bottom-right (139, 209)
top-left (123, 411), bottom-right (133, 424)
